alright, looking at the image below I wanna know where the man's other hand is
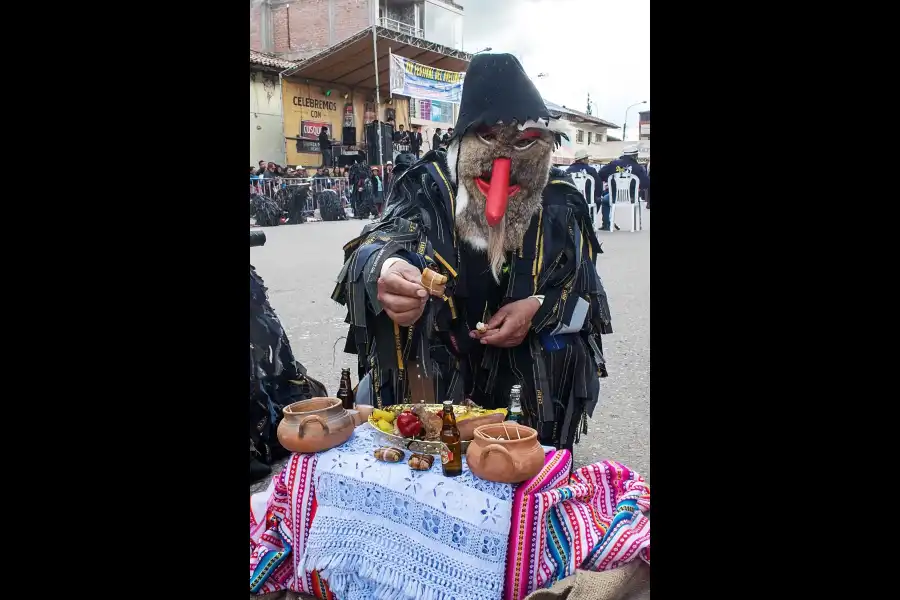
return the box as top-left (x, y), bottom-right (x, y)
top-left (377, 260), bottom-right (427, 327)
top-left (470, 298), bottom-right (541, 348)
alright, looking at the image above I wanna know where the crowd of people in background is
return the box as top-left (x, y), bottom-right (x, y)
top-left (250, 119), bottom-right (456, 187)
top-left (346, 160), bottom-right (396, 220)
top-left (430, 127), bottom-right (455, 153)
top-left (566, 146), bottom-right (651, 231)
top-left (254, 119), bottom-right (655, 229)
top-left (253, 138), bottom-right (650, 228)
top-left (391, 123), bottom-right (424, 158)
top-left (251, 160), bottom-right (361, 181)
top-left (251, 155), bottom-right (404, 222)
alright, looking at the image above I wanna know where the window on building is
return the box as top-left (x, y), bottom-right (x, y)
top-left (576, 129), bottom-right (584, 143)
top-left (424, 1), bottom-right (464, 50)
top-left (587, 132), bottom-right (592, 145)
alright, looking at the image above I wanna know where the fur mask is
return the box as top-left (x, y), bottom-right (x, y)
top-left (446, 122), bottom-right (555, 281)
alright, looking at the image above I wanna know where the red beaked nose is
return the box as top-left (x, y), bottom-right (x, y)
top-left (482, 157), bottom-right (519, 227)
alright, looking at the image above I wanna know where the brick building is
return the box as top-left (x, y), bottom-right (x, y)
top-left (251, 0), bottom-right (465, 62)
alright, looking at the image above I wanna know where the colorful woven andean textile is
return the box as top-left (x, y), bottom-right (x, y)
top-left (504, 460), bottom-right (650, 600)
top-left (249, 453), bottom-right (334, 598)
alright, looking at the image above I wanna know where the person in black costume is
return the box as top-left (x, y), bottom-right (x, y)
top-left (250, 259), bottom-right (327, 483)
top-left (332, 54), bottom-right (612, 453)
top-left (349, 160), bottom-right (374, 219)
top-left (249, 193), bottom-right (281, 227)
top-left (274, 184), bottom-right (309, 224)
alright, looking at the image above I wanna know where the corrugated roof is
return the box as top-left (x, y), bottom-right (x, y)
top-left (282, 26), bottom-right (471, 95)
top-left (250, 50), bottom-right (296, 71)
top-left (544, 100), bottom-right (619, 129)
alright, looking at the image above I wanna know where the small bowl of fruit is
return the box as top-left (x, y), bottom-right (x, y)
top-left (367, 403), bottom-right (507, 455)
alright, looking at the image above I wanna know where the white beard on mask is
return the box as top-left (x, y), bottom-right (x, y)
top-left (445, 140), bottom-right (488, 250)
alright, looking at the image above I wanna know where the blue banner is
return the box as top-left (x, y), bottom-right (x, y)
top-left (389, 55), bottom-right (466, 104)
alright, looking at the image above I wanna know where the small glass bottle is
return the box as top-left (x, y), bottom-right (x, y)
top-left (508, 384), bottom-right (523, 424)
top-left (337, 368), bottom-right (355, 410)
top-left (440, 400), bottom-right (463, 477)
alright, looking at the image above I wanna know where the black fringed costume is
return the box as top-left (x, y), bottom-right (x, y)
top-left (275, 185), bottom-right (309, 224)
top-left (250, 193), bottom-right (282, 227)
top-left (250, 264), bottom-right (327, 482)
top-left (331, 54), bottom-right (612, 451)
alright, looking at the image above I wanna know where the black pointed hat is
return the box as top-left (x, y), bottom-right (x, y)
top-left (450, 53), bottom-right (551, 142)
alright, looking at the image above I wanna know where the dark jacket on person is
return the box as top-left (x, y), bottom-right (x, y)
top-left (332, 151), bottom-right (611, 450)
top-left (566, 162), bottom-right (602, 200)
top-left (318, 131), bottom-right (330, 152)
top-left (409, 131), bottom-right (423, 153)
top-left (432, 133), bottom-right (442, 150)
top-left (597, 156), bottom-right (650, 201)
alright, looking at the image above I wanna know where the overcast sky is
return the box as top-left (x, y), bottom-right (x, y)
top-left (460, 0), bottom-right (649, 140)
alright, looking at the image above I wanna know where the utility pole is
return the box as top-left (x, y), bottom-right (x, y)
top-left (623, 100), bottom-right (647, 142)
top-left (586, 93), bottom-right (592, 116)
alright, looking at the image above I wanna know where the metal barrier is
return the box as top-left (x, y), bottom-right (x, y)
top-left (250, 177), bottom-right (351, 215)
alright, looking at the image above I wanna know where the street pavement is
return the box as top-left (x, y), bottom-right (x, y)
top-left (250, 209), bottom-right (649, 493)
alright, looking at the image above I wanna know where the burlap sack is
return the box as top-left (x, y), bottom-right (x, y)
top-left (524, 563), bottom-right (650, 600)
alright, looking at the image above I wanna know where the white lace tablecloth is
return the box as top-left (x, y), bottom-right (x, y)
top-left (299, 425), bottom-right (513, 600)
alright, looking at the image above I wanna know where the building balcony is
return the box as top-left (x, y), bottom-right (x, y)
top-left (378, 17), bottom-right (424, 39)
top-left (379, 0), bottom-right (463, 51)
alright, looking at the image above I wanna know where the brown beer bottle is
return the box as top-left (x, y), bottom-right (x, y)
top-left (440, 400), bottom-right (463, 477)
top-left (337, 368), bottom-right (355, 410)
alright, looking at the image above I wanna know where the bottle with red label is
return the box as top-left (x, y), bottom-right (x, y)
top-left (440, 400), bottom-right (463, 477)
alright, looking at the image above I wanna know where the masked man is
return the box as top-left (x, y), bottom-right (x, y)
top-left (333, 54), bottom-right (612, 451)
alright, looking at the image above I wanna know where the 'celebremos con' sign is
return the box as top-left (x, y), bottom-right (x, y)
top-left (292, 97), bottom-right (338, 112)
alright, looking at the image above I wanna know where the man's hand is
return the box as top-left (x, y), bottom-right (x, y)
top-left (470, 298), bottom-right (541, 348)
top-left (377, 260), bottom-right (427, 327)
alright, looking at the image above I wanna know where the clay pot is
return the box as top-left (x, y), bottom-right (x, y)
top-left (466, 423), bottom-right (545, 483)
top-left (277, 397), bottom-right (354, 454)
top-left (354, 405), bottom-right (374, 425)
top-left (457, 412), bottom-right (507, 441)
